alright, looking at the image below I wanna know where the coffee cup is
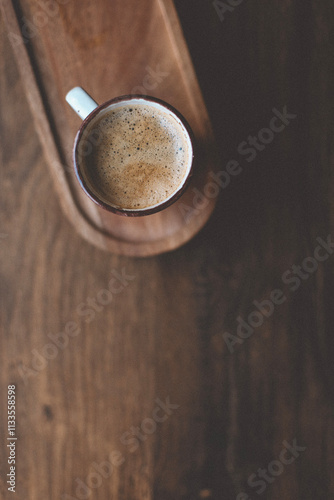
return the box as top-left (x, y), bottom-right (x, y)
top-left (66, 87), bottom-right (194, 216)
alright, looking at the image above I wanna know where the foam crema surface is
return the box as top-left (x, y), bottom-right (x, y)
top-left (77, 99), bottom-right (193, 211)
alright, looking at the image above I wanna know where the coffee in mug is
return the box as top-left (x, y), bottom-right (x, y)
top-left (66, 88), bottom-right (194, 216)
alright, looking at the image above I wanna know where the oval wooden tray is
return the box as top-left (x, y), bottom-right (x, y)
top-left (1, 0), bottom-right (218, 256)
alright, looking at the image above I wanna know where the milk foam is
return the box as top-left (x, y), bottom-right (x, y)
top-left (80, 100), bottom-right (192, 210)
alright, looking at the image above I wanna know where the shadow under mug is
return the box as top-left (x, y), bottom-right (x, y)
top-left (66, 87), bottom-right (195, 217)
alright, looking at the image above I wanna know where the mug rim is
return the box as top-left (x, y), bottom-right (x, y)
top-left (73, 94), bottom-right (195, 217)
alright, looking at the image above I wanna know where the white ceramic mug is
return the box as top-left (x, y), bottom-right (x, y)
top-left (66, 87), bottom-right (195, 216)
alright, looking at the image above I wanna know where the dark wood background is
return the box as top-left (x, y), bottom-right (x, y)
top-left (1, 0), bottom-right (334, 499)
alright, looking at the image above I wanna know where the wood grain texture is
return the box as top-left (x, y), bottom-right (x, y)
top-left (1, 0), bottom-right (334, 499)
top-left (1, 0), bottom-right (218, 256)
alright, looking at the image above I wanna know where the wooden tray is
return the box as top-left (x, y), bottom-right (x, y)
top-left (1, 0), bottom-right (218, 257)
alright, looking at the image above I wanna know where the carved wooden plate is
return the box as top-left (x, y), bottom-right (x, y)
top-left (1, 0), bottom-right (218, 256)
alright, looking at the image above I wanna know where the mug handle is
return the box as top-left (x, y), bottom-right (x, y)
top-left (65, 87), bottom-right (98, 120)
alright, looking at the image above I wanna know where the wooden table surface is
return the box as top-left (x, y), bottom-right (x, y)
top-left (1, 1), bottom-right (333, 499)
